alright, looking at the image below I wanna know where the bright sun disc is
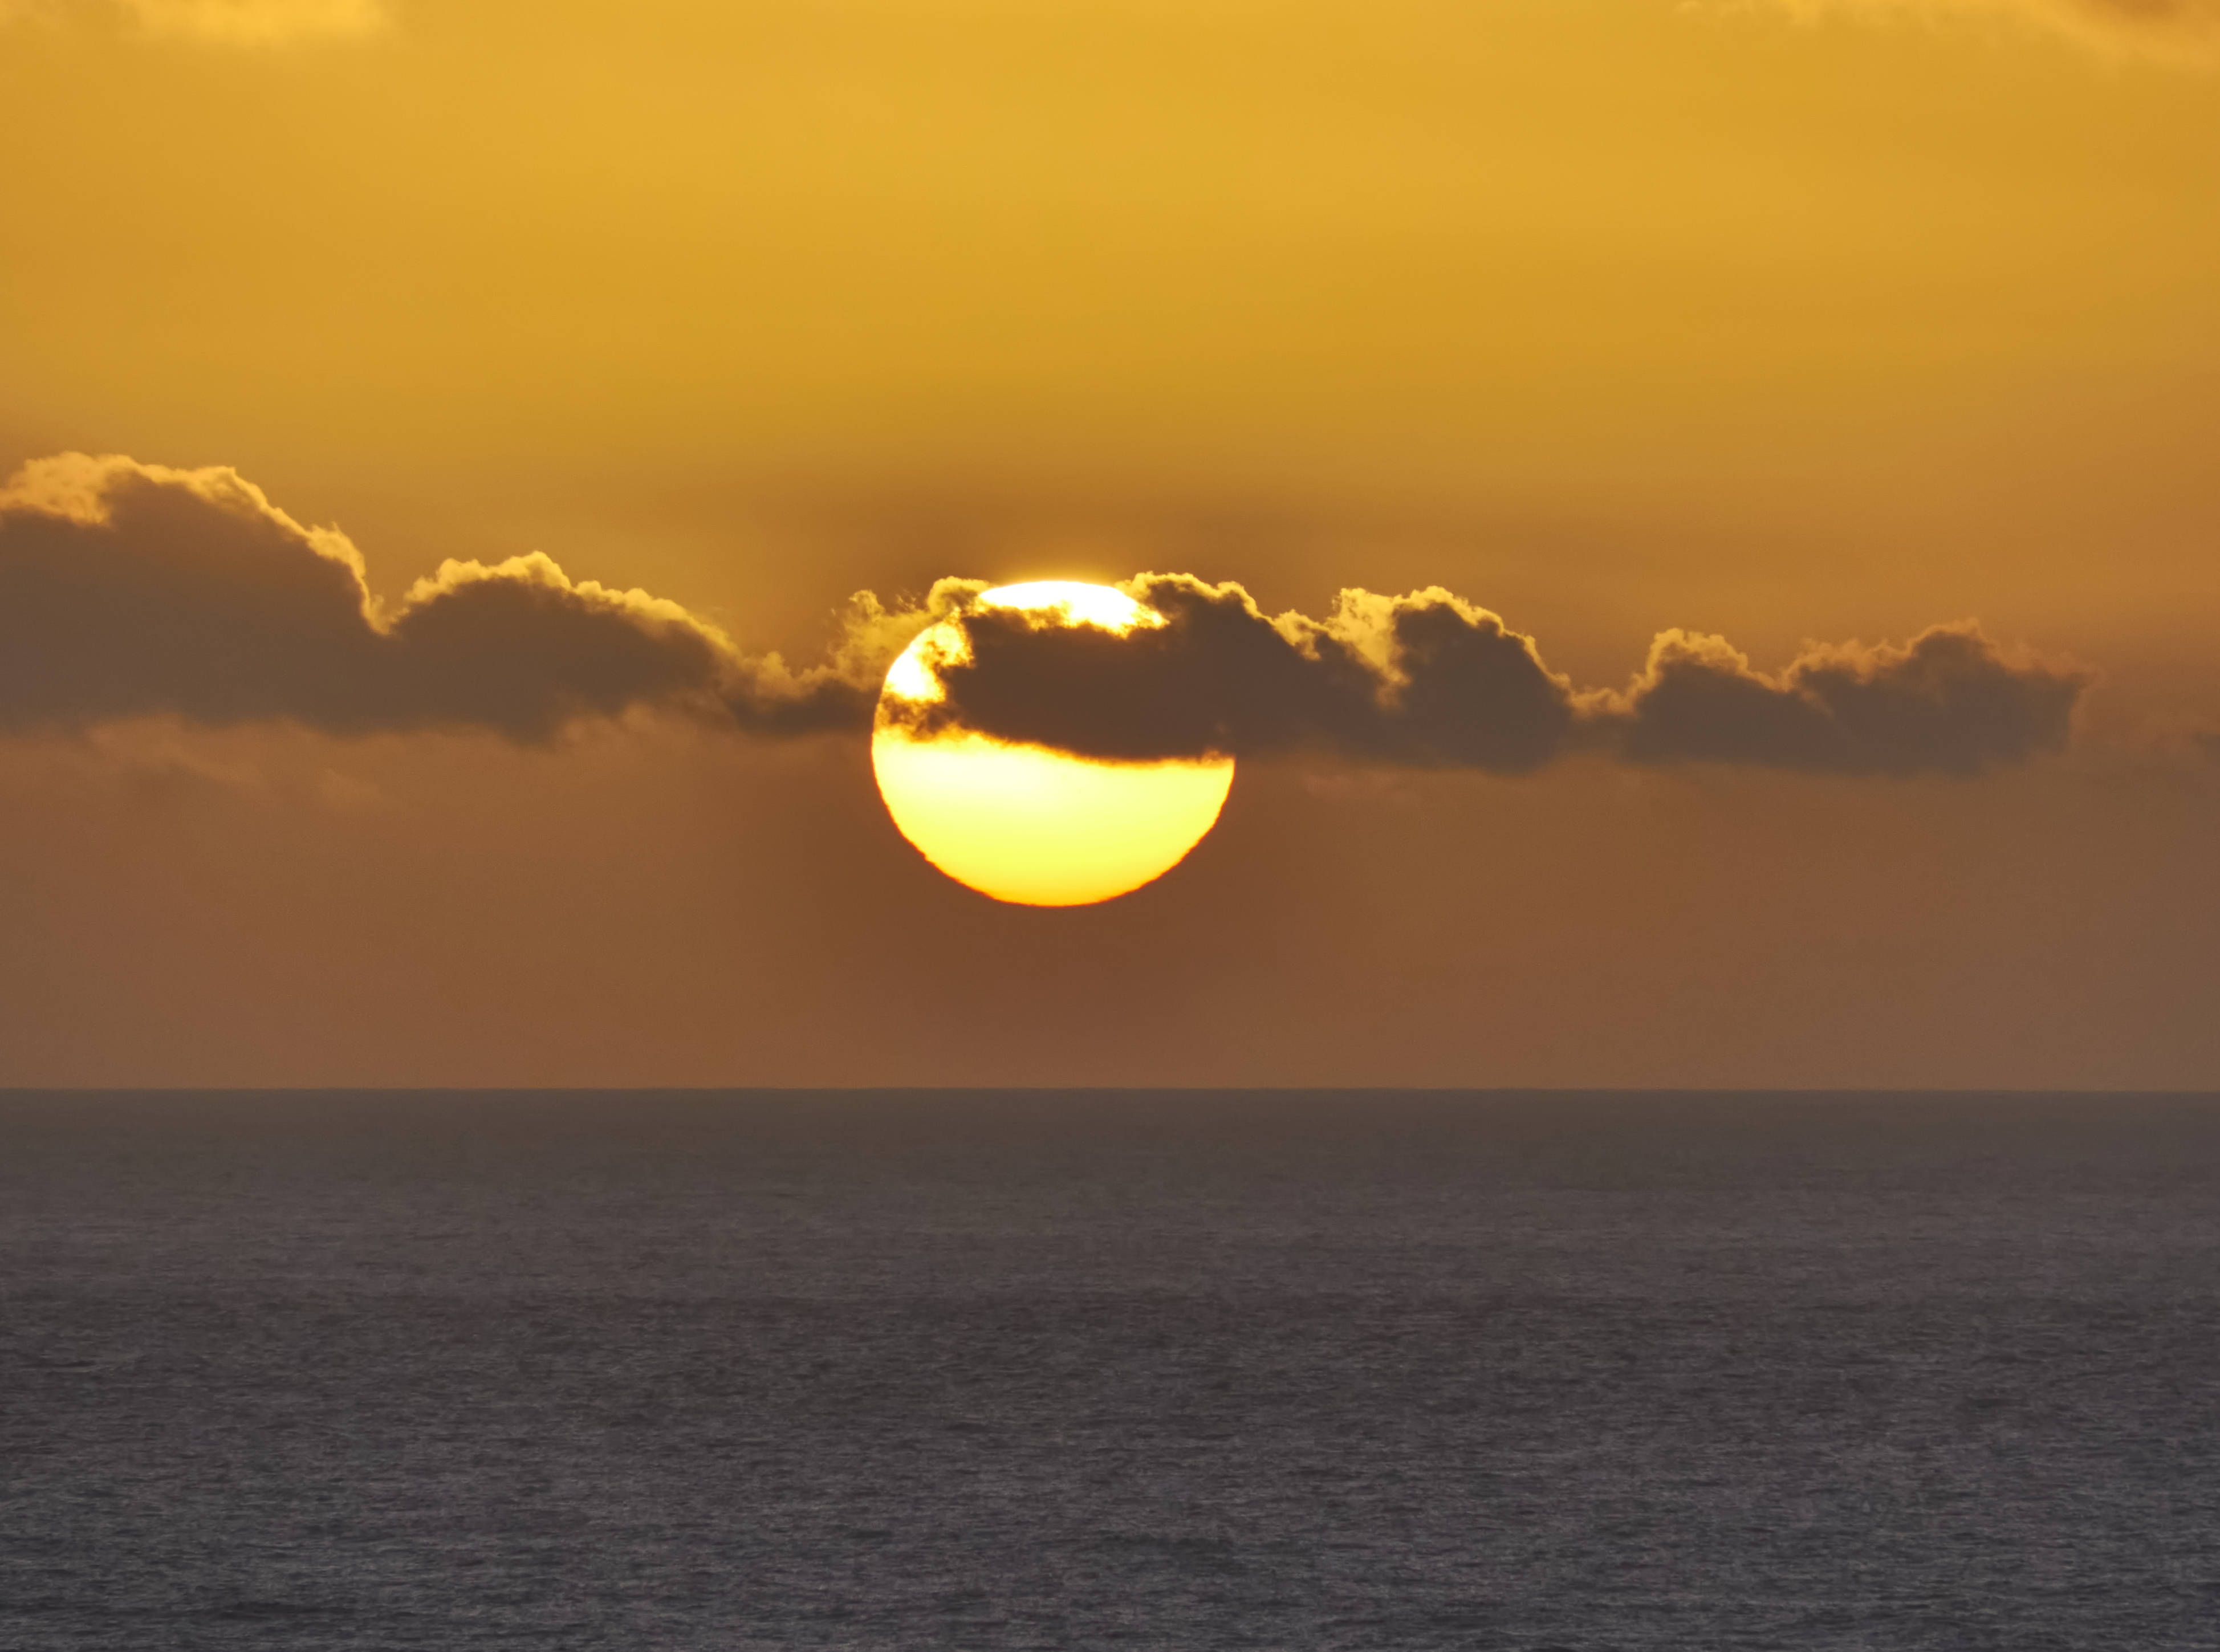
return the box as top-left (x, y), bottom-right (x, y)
top-left (871, 582), bottom-right (1235, 907)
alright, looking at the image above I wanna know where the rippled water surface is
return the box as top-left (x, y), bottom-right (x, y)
top-left (3, 1090), bottom-right (2218, 1649)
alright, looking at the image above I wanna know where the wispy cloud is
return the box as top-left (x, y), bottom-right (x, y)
top-left (1, 0), bottom-right (387, 45)
top-left (1751, 0), bottom-right (2220, 61)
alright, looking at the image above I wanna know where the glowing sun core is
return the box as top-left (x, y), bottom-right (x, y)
top-left (871, 582), bottom-right (1235, 906)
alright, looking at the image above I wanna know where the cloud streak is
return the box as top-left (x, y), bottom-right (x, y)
top-left (1, 453), bottom-right (2092, 776)
top-left (1, 0), bottom-right (385, 44)
top-left (1757, 0), bottom-right (2220, 60)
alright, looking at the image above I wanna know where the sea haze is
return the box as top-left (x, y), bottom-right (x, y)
top-left (2, 1089), bottom-right (2216, 1650)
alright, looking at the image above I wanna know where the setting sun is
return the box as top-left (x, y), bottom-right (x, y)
top-left (871, 583), bottom-right (1235, 906)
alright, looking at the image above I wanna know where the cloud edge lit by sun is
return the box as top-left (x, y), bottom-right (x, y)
top-left (872, 581), bottom-right (1238, 908)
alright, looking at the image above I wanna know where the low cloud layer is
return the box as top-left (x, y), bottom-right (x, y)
top-left (1, 453), bottom-right (2092, 776)
top-left (892, 576), bottom-right (1578, 772)
top-left (1593, 626), bottom-right (2089, 775)
top-left (1761, 0), bottom-right (2220, 59)
top-left (895, 575), bottom-right (2089, 776)
top-left (0, 455), bottom-right (887, 741)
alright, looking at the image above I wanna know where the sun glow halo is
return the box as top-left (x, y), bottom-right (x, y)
top-left (871, 583), bottom-right (1234, 906)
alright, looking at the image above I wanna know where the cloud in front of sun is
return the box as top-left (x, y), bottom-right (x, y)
top-left (0, 453), bottom-right (2102, 780)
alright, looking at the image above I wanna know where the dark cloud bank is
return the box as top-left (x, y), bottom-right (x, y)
top-left (900, 577), bottom-right (2087, 776)
top-left (0, 454), bottom-right (877, 741)
top-left (1, 454), bottom-right (2091, 776)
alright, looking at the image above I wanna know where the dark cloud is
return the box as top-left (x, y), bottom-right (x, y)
top-left (891, 575), bottom-right (1575, 772)
top-left (3, 454), bottom-right (2095, 776)
top-left (1591, 625), bottom-right (2091, 775)
top-left (891, 580), bottom-right (2086, 776)
top-left (0, 454), bottom-right (888, 741)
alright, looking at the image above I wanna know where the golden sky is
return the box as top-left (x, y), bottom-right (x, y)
top-left (2, 0), bottom-right (2216, 1085)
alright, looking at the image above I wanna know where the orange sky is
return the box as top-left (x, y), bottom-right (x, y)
top-left (2, 0), bottom-right (2215, 1086)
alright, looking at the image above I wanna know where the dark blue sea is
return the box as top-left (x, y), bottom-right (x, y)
top-left (3, 1091), bottom-right (2217, 1650)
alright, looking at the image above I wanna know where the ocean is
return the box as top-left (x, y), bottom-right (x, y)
top-left (3, 1090), bottom-right (2215, 1650)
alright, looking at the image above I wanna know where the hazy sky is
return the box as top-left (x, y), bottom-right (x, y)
top-left (2, 0), bottom-right (2215, 1087)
